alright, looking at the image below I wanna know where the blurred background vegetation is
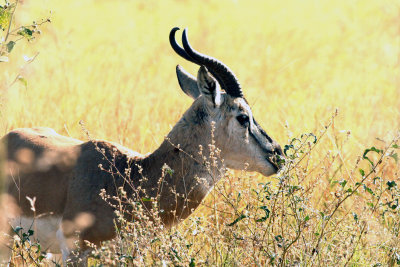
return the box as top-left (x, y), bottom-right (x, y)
top-left (0, 0), bottom-right (399, 265)
top-left (1, 0), bottom-right (399, 153)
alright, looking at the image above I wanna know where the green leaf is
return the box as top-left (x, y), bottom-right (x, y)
top-left (189, 258), bottom-right (195, 267)
top-left (387, 181), bottom-right (397, 189)
top-left (13, 226), bottom-right (23, 234)
top-left (274, 235), bottom-right (284, 247)
top-left (163, 165), bottom-right (174, 176)
top-left (18, 27), bottom-right (34, 39)
top-left (283, 144), bottom-right (294, 156)
top-left (170, 247), bottom-right (181, 261)
top-left (6, 41), bottom-right (15, 53)
top-left (0, 4), bottom-right (14, 30)
top-left (18, 76), bottom-right (27, 89)
top-left (237, 191), bottom-right (242, 202)
top-left (346, 188), bottom-right (353, 193)
top-left (256, 206), bottom-right (270, 222)
top-left (0, 56), bottom-right (9, 62)
top-left (339, 179), bottom-right (347, 188)
top-left (227, 214), bottom-right (247, 226)
top-left (363, 184), bottom-right (374, 195)
top-left (390, 200), bottom-right (398, 210)
top-left (363, 146), bottom-right (383, 157)
top-left (390, 152), bottom-right (398, 163)
top-left (393, 144), bottom-right (399, 149)
top-left (352, 212), bottom-right (358, 222)
top-left (359, 169), bottom-right (365, 177)
top-left (310, 133), bottom-right (317, 144)
top-left (288, 185), bottom-right (302, 194)
top-left (304, 215), bottom-right (310, 222)
top-left (363, 147), bottom-right (383, 166)
top-left (364, 157), bottom-right (374, 166)
top-left (141, 197), bottom-right (152, 202)
top-left (301, 133), bottom-right (317, 144)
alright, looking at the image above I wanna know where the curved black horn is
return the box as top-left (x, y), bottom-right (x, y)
top-left (169, 27), bottom-right (195, 63)
top-left (169, 27), bottom-right (244, 98)
top-left (181, 28), bottom-right (243, 98)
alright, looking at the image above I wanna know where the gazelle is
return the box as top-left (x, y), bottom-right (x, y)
top-left (1, 27), bottom-right (283, 263)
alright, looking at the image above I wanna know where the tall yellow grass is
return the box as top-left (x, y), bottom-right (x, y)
top-left (1, 0), bottom-right (400, 265)
top-left (2, 0), bottom-right (399, 150)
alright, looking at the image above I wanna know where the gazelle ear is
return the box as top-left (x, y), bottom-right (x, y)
top-left (176, 65), bottom-right (200, 99)
top-left (197, 66), bottom-right (221, 106)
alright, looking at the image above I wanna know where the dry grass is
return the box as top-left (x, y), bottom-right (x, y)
top-left (1, 0), bottom-right (400, 266)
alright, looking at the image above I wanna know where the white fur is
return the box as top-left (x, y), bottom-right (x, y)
top-left (9, 216), bottom-right (62, 253)
top-left (56, 227), bottom-right (70, 263)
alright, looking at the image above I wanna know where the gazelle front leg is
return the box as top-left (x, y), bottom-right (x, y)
top-left (56, 225), bottom-right (70, 264)
top-left (56, 222), bottom-right (88, 266)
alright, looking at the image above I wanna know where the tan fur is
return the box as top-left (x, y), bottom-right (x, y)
top-left (1, 65), bottom-right (282, 262)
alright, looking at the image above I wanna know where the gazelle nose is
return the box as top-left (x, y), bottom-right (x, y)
top-left (272, 143), bottom-right (285, 170)
top-left (273, 143), bottom-right (283, 156)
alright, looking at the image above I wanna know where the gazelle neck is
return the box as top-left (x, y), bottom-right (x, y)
top-left (137, 102), bottom-right (225, 225)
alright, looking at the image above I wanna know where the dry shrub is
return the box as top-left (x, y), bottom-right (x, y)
top-left (72, 112), bottom-right (400, 266)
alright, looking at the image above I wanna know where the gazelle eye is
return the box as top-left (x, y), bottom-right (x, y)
top-left (236, 114), bottom-right (250, 127)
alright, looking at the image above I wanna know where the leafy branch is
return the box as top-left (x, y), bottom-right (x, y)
top-left (0, 0), bottom-right (50, 62)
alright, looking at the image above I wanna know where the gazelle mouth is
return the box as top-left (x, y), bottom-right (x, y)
top-left (267, 154), bottom-right (285, 172)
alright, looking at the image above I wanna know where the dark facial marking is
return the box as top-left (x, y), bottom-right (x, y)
top-left (253, 119), bottom-right (273, 143)
top-left (204, 80), bottom-right (215, 92)
top-left (193, 106), bottom-right (208, 124)
top-left (236, 114), bottom-right (250, 127)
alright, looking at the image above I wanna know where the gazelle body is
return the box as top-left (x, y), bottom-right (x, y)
top-left (1, 28), bottom-right (282, 263)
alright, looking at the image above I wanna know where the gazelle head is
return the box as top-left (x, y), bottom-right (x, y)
top-left (170, 27), bottom-right (283, 176)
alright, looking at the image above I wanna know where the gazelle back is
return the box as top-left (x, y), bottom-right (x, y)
top-left (1, 27), bottom-right (282, 264)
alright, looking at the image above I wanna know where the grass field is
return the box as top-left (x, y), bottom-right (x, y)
top-left (1, 0), bottom-right (400, 265)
